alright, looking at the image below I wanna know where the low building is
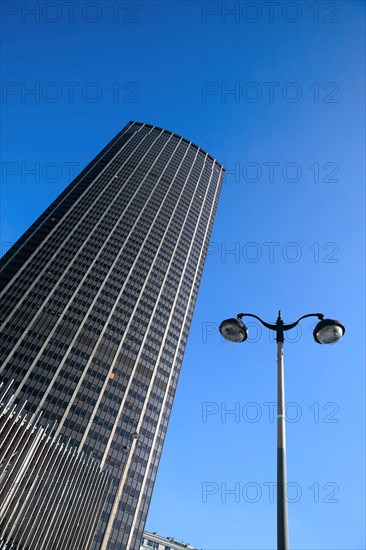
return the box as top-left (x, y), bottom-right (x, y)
top-left (141, 531), bottom-right (196, 550)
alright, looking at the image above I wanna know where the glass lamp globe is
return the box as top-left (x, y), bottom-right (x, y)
top-left (219, 318), bottom-right (248, 343)
top-left (313, 319), bottom-right (345, 344)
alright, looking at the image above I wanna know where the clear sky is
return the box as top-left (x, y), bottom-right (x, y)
top-left (1, 1), bottom-right (365, 549)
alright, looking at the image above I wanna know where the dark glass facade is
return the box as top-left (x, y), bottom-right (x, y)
top-left (0, 122), bottom-right (225, 549)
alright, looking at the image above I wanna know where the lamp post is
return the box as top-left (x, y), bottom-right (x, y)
top-left (219, 311), bottom-right (345, 550)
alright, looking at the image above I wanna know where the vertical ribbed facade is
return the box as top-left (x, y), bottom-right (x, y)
top-left (0, 384), bottom-right (111, 550)
top-left (0, 122), bottom-right (225, 548)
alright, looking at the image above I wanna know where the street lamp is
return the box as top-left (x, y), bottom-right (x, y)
top-left (219, 311), bottom-right (345, 550)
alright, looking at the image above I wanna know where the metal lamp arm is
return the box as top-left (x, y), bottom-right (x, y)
top-left (237, 312), bottom-right (324, 332)
top-left (237, 312), bottom-right (325, 342)
top-left (282, 313), bottom-right (324, 332)
top-left (237, 313), bottom-right (277, 331)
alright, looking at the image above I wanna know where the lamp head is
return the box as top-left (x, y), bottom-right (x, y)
top-left (219, 318), bottom-right (248, 343)
top-left (313, 318), bottom-right (345, 344)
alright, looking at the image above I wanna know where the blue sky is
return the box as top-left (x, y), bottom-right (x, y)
top-left (1, 1), bottom-right (365, 549)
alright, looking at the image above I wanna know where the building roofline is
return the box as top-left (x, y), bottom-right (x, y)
top-left (129, 121), bottom-right (225, 171)
top-left (143, 530), bottom-right (195, 549)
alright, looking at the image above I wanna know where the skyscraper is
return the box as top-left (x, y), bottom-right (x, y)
top-left (0, 122), bottom-right (225, 548)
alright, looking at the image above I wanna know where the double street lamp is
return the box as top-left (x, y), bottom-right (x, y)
top-left (219, 311), bottom-right (345, 550)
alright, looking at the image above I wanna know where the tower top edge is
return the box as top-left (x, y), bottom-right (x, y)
top-left (127, 121), bottom-right (225, 171)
